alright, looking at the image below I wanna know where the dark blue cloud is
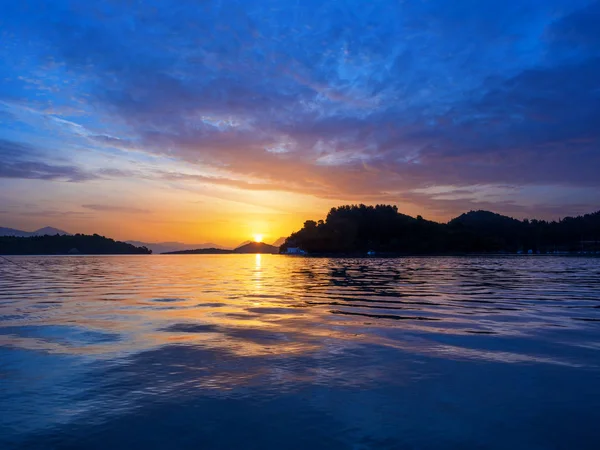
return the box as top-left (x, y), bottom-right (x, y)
top-left (0, 0), bottom-right (599, 212)
top-left (0, 139), bottom-right (93, 182)
top-left (0, 160), bottom-right (93, 182)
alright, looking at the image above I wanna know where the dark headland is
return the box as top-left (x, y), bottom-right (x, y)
top-left (280, 205), bottom-right (600, 256)
top-left (0, 234), bottom-right (152, 255)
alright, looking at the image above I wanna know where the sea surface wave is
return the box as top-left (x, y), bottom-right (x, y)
top-left (1, 255), bottom-right (599, 449)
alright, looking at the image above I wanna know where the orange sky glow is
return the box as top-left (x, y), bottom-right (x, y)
top-left (0, 176), bottom-right (428, 247)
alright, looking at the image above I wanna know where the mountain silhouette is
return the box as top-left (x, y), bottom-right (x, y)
top-left (448, 210), bottom-right (521, 228)
top-left (281, 204), bottom-right (600, 254)
top-left (32, 227), bottom-right (71, 236)
top-left (0, 226), bottom-right (70, 237)
top-left (0, 233), bottom-right (150, 255)
top-left (271, 237), bottom-right (286, 247)
top-left (0, 227), bottom-right (30, 237)
top-left (233, 242), bottom-right (279, 254)
top-left (126, 241), bottom-right (227, 254)
top-left (162, 248), bottom-right (233, 255)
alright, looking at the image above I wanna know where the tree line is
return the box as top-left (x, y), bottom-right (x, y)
top-left (0, 234), bottom-right (152, 255)
top-left (281, 205), bottom-right (600, 255)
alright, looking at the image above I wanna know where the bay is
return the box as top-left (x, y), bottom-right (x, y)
top-left (1, 255), bottom-right (599, 449)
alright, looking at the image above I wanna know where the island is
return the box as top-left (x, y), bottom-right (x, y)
top-left (163, 242), bottom-right (279, 255)
top-left (162, 248), bottom-right (233, 255)
top-left (0, 234), bottom-right (152, 255)
top-left (280, 205), bottom-right (600, 255)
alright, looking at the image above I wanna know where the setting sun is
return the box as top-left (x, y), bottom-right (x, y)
top-left (253, 234), bottom-right (264, 243)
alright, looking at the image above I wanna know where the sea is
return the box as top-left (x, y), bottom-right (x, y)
top-left (1, 255), bottom-right (599, 449)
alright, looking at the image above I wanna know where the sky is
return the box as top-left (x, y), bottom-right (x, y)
top-left (1, 0), bottom-right (599, 246)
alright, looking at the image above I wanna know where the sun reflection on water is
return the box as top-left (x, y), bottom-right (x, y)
top-left (2, 255), bottom-right (600, 448)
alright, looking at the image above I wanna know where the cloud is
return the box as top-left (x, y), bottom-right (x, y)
top-left (0, 138), bottom-right (41, 159)
top-left (0, 138), bottom-right (95, 182)
top-left (19, 210), bottom-right (91, 218)
top-left (398, 190), bottom-right (599, 221)
top-left (546, 1), bottom-right (600, 55)
top-left (82, 204), bottom-right (151, 214)
top-left (96, 167), bottom-right (141, 178)
top-left (1, 0), bottom-right (600, 216)
top-left (0, 110), bottom-right (16, 121)
top-left (0, 161), bottom-right (94, 182)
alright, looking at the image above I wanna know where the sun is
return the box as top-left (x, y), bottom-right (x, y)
top-left (253, 234), bottom-right (264, 243)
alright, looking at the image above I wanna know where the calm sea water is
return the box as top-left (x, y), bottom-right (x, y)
top-left (1, 255), bottom-right (599, 449)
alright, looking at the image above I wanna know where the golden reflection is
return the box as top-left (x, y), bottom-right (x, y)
top-left (3, 258), bottom-right (552, 358)
top-left (253, 253), bottom-right (262, 298)
top-left (1, 252), bottom-right (590, 404)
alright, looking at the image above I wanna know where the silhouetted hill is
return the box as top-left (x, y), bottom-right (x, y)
top-left (163, 242), bottom-right (278, 254)
top-left (271, 237), bottom-right (286, 247)
top-left (0, 227), bottom-right (29, 237)
top-left (127, 241), bottom-right (227, 254)
top-left (281, 204), bottom-right (600, 255)
top-left (234, 242), bottom-right (279, 254)
top-left (163, 248), bottom-right (232, 255)
top-left (33, 227), bottom-right (71, 236)
top-left (449, 210), bottom-right (521, 227)
top-left (0, 226), bottom-right (71, 237)
top-left (0, 234), bottom-right (151, 255)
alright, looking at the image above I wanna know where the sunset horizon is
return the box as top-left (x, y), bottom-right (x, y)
top-left (2, 1), bottom-right (599, 248)
top-left (1, 202), bottom-right (599, 249)
top-left (2, 1), bottom-right (600, 448)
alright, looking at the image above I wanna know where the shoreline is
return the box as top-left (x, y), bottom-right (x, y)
top-left (4, 252), bottom-right (598, 257)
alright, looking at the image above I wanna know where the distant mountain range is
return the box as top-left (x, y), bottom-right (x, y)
top-left (0, 226), bottom-right (71, 237)
top-left (271, 237), bottom-right (286, 247)
top-left (126, 241), bottom-right (227, 254)
top-left (164, 241), bottom-right (280, 255)
top-left (0, 227), bottom-right (285, 253)
top-left (233, 242), bottom-right (279, 254)
top-left (142, 238), bottom-right (286, 254)
top-left (236, 238), bottom-right (285, 247)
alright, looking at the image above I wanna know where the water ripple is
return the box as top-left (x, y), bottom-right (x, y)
top-left (1, 255), bottom-right (600, 449)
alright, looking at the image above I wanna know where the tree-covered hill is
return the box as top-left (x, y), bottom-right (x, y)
top-left (0, 234), bottom-right (152, 255)
top-left (234, 242), bottom-right (279, 254)
top-left (281, 205), bottom-right (600, 255)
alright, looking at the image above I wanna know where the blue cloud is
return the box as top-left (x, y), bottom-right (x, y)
top-left (0, 138), bottom-right (94, 182)
top-left (0, 0), bottom-right (599, 214)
